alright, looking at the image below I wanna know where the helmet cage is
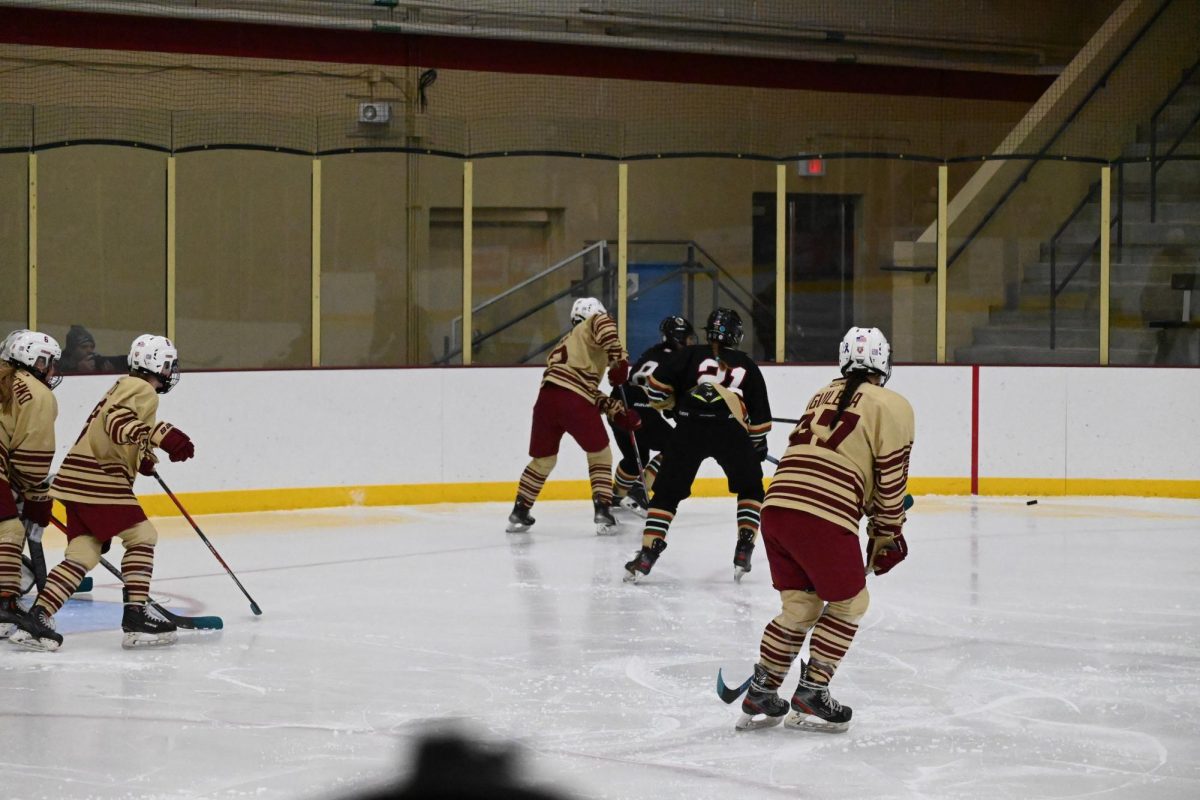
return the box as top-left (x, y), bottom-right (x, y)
top-left (129, 334), bottom-right (181, 394)
top-left (5, 330), bottom-right (62, 390)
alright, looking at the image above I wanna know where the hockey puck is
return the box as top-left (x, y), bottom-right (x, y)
top-left (1026, 500), bottom-right (1038, 506)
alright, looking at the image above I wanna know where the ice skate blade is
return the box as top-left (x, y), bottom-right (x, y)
top-left (595, 522), bottom-right (619, 536)
top-left (8, 630), bottom-right (60, 652)
top-left (505, 521), bottom-right (532, 534)
top-left (734, 566), bottom-right (749, 583)
top-left (783, 711), bottom-right (849, 733)
top-left (619, 496), bottom-right (648, 518)
top-left (0, 622), bottom-right (14, 640)
top-left (122, 631), bottom-right (179, 649)
top-left (735, 712), bottom-right (784, 731)
top-left (622, 568), bottom-right (641, 583)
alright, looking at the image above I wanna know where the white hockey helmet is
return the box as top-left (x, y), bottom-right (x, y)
top-left (129, 334), bottom-right (180, 394)
top-left (838, 326), bottom-right (891, 385)
top-left (570, 297), bottom-right (607, 327)
top-left (0, 328), bottom-right (31, 362)
top-left (5, 330), bottom-right (62, 389)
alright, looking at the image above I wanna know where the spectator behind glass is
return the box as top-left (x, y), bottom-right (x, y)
top-left (58, 325), bottom-right (129, 375)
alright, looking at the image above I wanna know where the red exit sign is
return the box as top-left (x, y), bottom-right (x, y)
top-left (797, 158), bottom-right (826, 176)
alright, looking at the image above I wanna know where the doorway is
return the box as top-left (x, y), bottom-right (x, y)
top-left (752, 192), bottom-right (856, 362)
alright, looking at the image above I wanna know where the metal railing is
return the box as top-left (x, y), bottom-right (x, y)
top-left (1150, 58), bottom-right (1200, 221)
top-left (946, 0), bottom-right (1173, 271)
top-left (439, 238), bottom-right (771, 365)
top-left (440, 240), bottom-right (609, 363)
top-left (1048, 183), bottom-right (1123, 349)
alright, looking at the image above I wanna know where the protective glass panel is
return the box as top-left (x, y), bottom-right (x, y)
top-left (1121, 156), bottom-right (1200, 365)
top-left (947, 160), bottom-right (1103, 365)
top-left (469, 157), bottom-right (617, 366)
top-left (321, 153), bottom-right (464, 367)
top-left (781, 158), bottom-right (940, 365)
top-left (0, 154), bottom-right (26, 335)
top-left (416, 155), bottom-right (465, 366)
top-left (176, 151), bottom-right (310, 370)
top-left (37, 146), bottom-right (166, 372)
top-left (320, 153), bottom-right (407, 367)
top-left (627, 159), bottom-right (770, 362)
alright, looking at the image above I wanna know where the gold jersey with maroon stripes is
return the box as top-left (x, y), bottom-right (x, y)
top-left (541, 313), bottom-right (627, 405)
top-left (51, 376), bottom-right (178, 506)
top-left (0, 370), bottom-right (58, 498)
top-left (765, 376), bottom-right (914, 537)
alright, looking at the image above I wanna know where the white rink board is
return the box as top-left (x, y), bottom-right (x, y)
top-left (45, 365), bottom-right (1200, 498)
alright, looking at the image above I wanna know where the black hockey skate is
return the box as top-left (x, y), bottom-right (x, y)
top-left (786, 661), bottom-right (852, 733)
top-left (594, 497), bottom-right (618, 535)
top-left (506, 498), bottom-right (536, 533)
top-left (623, 537), bottom-right (666, 582)
top-left (736, 664), bottom-right (789, 731)
top-left (9, 604), bottom-right (63, 651)
top-left (618, 481), bottom-right (649, 518)
top-left (733, 528), bottom-right (756, 583)
top-left (0, 592), bottom-right (22, 640)
top-left (122, 602), bottom-right (179, 649)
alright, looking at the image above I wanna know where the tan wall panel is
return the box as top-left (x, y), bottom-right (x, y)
top-left (0, 153), bottom-right (26, 332)
top-left (410, 155), bottom-right (463, 365)
top-left (320, 153), bottom-right (409, 367)
top-left (176, 151), bottom-right (311, 369)
top-left (37, 146), bottom-right (166, 361)
top-left (471, 157), bottom-right (617, 364)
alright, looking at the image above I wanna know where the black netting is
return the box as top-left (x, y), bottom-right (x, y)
top-left (0, 0), bottom-right (1194, 161)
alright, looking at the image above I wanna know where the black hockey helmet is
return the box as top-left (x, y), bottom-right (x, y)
top-left (705, 307), bottom-right (743, 348)
top-left (659, 315), bottom-right (696, 349)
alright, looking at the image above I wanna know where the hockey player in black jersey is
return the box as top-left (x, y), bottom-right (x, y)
top-left (623, 308), bottom-right (771, 583)
top-left (606, 315), bottom-right (696, 516)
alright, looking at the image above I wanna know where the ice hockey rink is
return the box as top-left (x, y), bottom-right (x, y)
top-left (2, 495), bottom-right (1198, 800)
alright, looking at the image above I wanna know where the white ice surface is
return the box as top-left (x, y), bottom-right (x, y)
top-left (2, 496), bottom-right (1199, 800)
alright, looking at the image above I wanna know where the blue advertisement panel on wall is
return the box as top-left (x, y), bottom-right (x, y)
top-left (626, 262), bottom-right (682, 357)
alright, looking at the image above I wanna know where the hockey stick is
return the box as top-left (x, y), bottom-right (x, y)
top-left (152, 471), bottom-right (263, 616)
top-left (95, 556), bottom-right (223, 631)
top-left (46, 516), bottom-right (222, 630)
top-left (716, 668), bottom-right (752, 704)
top-left (24, 519), bottom-right (48, 592)
top-left (772, 416), bottom-right (800, 425)
top-left (616, 385), bottom-right (651, 501)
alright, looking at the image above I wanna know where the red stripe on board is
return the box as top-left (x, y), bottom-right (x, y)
top-left (971, 364), bottom-right (980, 496)
top-left (0, 7), bottom-right (1054, 102)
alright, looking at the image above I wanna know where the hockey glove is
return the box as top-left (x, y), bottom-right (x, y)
top-left (613, 408), bottom-right (642, 432)
top-left (139, 456), bottom-right (158, 477)
top-left (596, 396), bottom-right (622, 417)
top-left (20, 498), bottom-right (53, 528)
top-left (161, 428), bottom-right (195, 462)
top-left (607, 359), bottom-right (630, 387)
top-left (867, 532), bottom-right (908, 575)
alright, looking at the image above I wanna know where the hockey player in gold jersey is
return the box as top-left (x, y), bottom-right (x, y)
top-left (507, 297), bottom-right (640, 536)
top-left (11, 334), bottom-right (195, 651)
top-left (725, 327), bottom-right (914, 733)
top-left (0, 332), bottom-right (60, 640)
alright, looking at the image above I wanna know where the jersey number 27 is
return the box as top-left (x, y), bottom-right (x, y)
top-left (790, 409), bottom-right (860, 451)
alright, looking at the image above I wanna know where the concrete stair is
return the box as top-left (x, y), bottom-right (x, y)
top-left (956, 69), bottom-right (1200, 366)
